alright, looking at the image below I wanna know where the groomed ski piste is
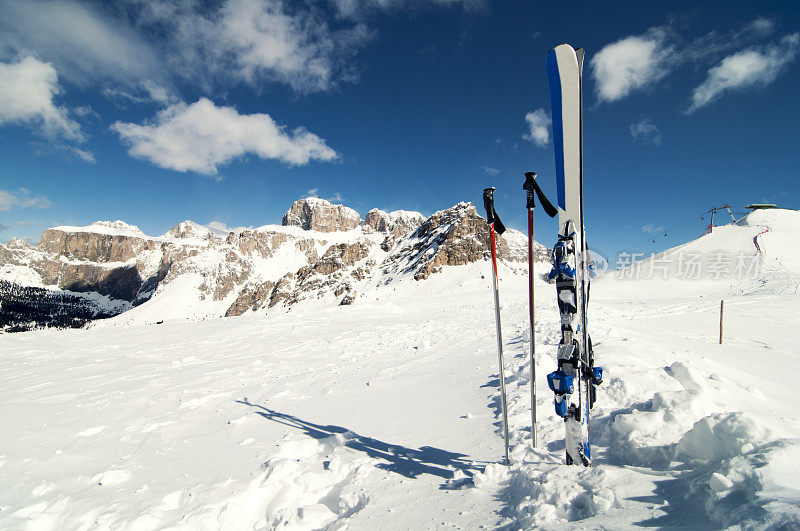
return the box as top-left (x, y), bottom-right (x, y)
top-left (1, 208), bottom-right (799, 529)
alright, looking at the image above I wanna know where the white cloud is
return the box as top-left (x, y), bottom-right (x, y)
top-left (591, 27), bottom-right (675, 103)
top-left (589, 18), bottom-right (789, 106)
top-left (111, 98), bottom-right (338, 175)
top-left (0, 0), bottom-right (371, 96)
top-left (481, 166), bottom-right (500, 176)
top-left (303, 188), bottom-right (342, 202)
top-left (330, 0), bottom-right (485, 18)
top-left (629, 118), bottom-right (662, 145)
top-left (641, 223), bottom-right (665, 234)
top-left (0, 0), bottom-right (488, 97)
top-left (0, 0), bottom-right (164, 90)
top-left (207, 221), bottom-right (229, 232)
top-left (523, 108), bottom-right (550, 147)
top-left (0, 56), bottom-right (83, 141)
top-left (211, 0), bottom-right (372, 92)
top-left (0, 220), bottom-right (39, 231)
top-left (687, 34), bottom-right (800, 113)
top-left (207, 221), bottom-right (252, 234)
top-left (742, 17), bottom-right (776, 38)
top-left (325, 192), bottom-right (344, 202)
top-left (66, 146), bottom-right (96, 163)
top-left (0, 188), bottom-right (51, 212)
top-left (131, 0), bottom-right (373, 94)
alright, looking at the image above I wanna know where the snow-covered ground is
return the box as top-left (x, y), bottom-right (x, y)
top-left (2, 210), bottom-right (799, 529)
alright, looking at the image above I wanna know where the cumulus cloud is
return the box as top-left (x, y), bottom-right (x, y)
top-left (111, 98), bottom-right (338, 175)
top-left (0, 56), bottom-right (84, 141)
top-left (687, 34), bottom-right (800, 113)
top-left (523, 108), bottom-right (550, 147)
top-left (481, 166), bottom-right (500, 176)
top-left (629, 118), bottom-right (662, 145)
top-left (590, 18), bottom-right (792, 107)
top-left (591, 27), bottom-right (676, 103)
top-left (306, 188), bottom-right (320, 196)
top-left (210, 0), bottom-right (372, 92)
top-left (0, 188), bottom-right (51, 212)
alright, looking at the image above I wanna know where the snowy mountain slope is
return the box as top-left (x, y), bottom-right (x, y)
top-left (2, 208), bottom-right (798, 529)
top-left (600, 208), bottom-right (800, 300)
top-left (1, 243), bottom-right (799, 529)
top-left (1, 200), bottom-right (539, 331)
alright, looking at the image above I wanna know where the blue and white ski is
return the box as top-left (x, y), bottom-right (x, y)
top-left (545, 43), bottom-right (602, 466)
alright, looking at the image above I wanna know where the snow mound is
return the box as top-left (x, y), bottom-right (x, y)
top-left (502, 466), bottom-right (617, 526)
top-left (186, 433), bottom-right (372, 529)
top-left (686, 438), bottom-right (800, 528)
top-left (675, 411), bottom-right (772, 463)
top-left (603, 362), bottom-right (719, 468)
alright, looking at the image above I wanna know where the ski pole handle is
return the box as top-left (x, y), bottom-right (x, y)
top-left (524, 172), bottom-right (537, 209)
top-left (523, 172), bottom-right (558, 218)
top-left (483, 187), bottom-right (506, 235)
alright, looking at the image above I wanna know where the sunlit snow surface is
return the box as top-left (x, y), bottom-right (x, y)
top-left (1, 210), bottom-right (799, 529)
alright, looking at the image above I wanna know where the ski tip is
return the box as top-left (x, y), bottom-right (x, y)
top-left (548, 43), bottom-right (576, 54)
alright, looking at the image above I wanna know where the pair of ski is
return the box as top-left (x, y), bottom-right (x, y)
top-left (483, 44), bottom-right (602, 467)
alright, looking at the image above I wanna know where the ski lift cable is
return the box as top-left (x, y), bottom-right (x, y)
top-left (617, 211), bottom-right (708, 254)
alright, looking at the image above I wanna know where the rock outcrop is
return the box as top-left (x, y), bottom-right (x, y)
top-left (1, 198), bottom-right (547, 330)
top-left (282, 198), bottom-right (361, 232)
top-left (364, 209), bottom-right (425, 237)
top-left (364, 208), bottom-right (426, 251)
top-left (380, 202), bottom-right (522, 280)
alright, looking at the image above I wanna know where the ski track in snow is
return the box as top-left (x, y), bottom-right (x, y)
top-left (2, 210), bottom-right (800, 529)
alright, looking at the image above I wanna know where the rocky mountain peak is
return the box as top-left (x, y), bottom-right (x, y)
top-left (6, 238), bottom-right (33, 250)
top-left (379, 201), bottom-right (527, 281)
top-left (167, 220), bottom-right (214, 240)
top-left (282, 197), bottom-right (361, 233)
top-left (364, 208), bottom-right (425, 236)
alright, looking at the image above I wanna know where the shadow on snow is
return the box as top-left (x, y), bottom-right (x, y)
top-left (237, 399), bottom-right (488, 488)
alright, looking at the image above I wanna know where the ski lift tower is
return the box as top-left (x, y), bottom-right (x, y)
top-left (706, 204), bottom-right (737, 233)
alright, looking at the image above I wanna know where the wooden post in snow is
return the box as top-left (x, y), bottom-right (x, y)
top-left (719, 300), bottom-right (724, 345)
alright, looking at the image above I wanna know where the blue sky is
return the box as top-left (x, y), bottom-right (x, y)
top-left (1, 0), bottom-right (799, 262)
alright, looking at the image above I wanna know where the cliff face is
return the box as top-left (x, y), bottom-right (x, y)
top-left (282, 198), bottom-right (361, 232)
top-left (1, 198), bottom-right (546, 329)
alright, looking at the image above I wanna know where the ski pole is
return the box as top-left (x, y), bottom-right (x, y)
top-left (524, 171), bottom-right (558, 448)
top-left (525, 174), bottom-right (538, 448)
top-left (483, 187), bottom-right (510, 466)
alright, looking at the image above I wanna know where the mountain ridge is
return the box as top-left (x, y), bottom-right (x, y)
top-left (0, 198), bottom-right (548, 331)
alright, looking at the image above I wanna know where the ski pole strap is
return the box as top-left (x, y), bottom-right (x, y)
top-left (523, 172), bottom-right (558, 218)
top-left (483, 187), bottom-right (506, 235)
